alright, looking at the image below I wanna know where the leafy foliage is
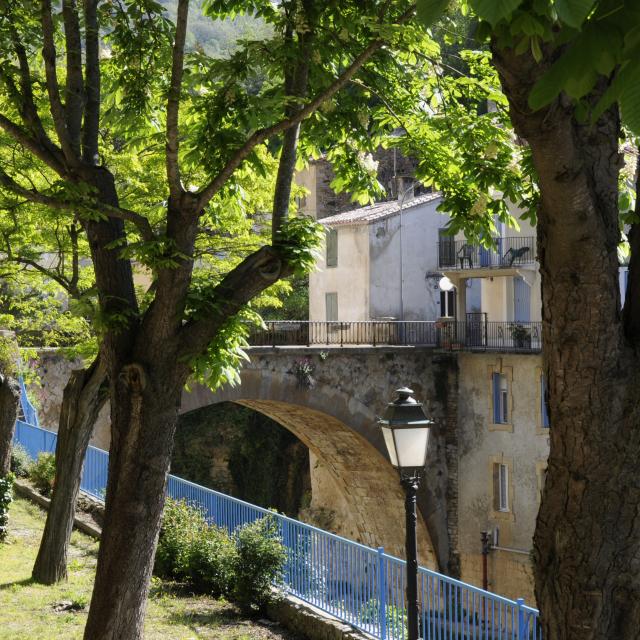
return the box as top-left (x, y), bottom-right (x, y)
top-left (0, 334), bottom-right (19, 378)
top-left (29, 452), bottom-right (56, 497)
top-left (232, 516), bottom-right (286, 613)
top-left (155, 499), bottom-right (285, 611)
top-left (0, 472), bottom-right (15, 542)
top-left (155, 498), bottom-right (235, 597)
top-left (9, 443), bottom-right (30, 478)
top-left (416, 0), bottom-right (640, 135)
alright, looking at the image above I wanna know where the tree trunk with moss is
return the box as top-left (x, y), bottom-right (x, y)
top-left (32, 357), bottom-right (107, 584)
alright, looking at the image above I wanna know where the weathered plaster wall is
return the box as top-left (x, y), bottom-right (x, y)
top-left (309, 226), bottom-right (370, 322)
top-left (456, 352), bottom-right (549, 601)
top-left (481, 277), bottom-right (509, 323)
top-left (182, 346), bottom-right (460, 572)
top-left (27, 349), bottom-right (111, 450)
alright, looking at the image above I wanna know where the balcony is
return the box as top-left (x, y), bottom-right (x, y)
top-left (249, 320), bottom-right (542, 352)
top-left (438, 236), bottom-right (536, 273)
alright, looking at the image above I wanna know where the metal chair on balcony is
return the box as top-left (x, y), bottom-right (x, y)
top-left (457, 244), bottom-right (474, 269)
top-left (502, 246), bottom-right (530, 267)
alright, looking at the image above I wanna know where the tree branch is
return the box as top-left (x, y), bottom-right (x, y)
top-left (5, 19), bottom-right (63, 162)
top-left (271, 5), bottom-right (314, 241)
top-left (0, 166), bottom-right (155, 242)
top-left (62, 0), bottom-right (85, 154)
top-left (195, 5), bottom-right (416, 212)
top-left (0, 114), bottom-right (66, 175)
top-left (82, 0), bottom-right (100, 163)
top-left (40, 0), bottom-right (80, 168)
top-left (179, 245), bottom-right (292, 357)
top-left (165, 0), bottom-right (189, 203)
top-left (8, 255), bottom-right (76, 295)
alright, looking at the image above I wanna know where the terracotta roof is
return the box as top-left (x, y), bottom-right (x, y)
top-left (319, 192), bottom-right (442, 227)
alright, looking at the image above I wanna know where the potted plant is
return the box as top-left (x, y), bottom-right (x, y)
top-left (510, 323), bottom-right (531, 349)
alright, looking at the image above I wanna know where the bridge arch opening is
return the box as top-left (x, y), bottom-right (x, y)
top-left (181, 371), bottom-right (437, 567)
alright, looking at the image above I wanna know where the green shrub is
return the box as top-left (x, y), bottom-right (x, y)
top-left (155, 498), bottom-right (207, 580)
top-left (10, 443), bottom-right (31, 478)
top-left (30, 452), bottom-right (56, 496)
top-left (232, 516), bottom-right (286, 613)
top-left (155, 500), bottom-right (286, 612)
top-left (188, 526), bottom-right (237, 597)
top-left (0, 472), bottom-right (15, 542)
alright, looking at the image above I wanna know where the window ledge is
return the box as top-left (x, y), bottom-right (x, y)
top-left (489, 422), bottom-right (513, 433)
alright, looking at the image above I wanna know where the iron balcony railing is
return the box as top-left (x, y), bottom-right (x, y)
top-left (14, 416), bottom-right (543, 640)
top-left (249, 320), bottom-right (542, 352)
top-left (438, 237), bottom-right (536, 270)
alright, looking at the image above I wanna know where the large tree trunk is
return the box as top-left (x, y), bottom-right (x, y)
top-left (0, 373), bottom-right (20, 476)
top-left (32, 357), bottom-right (107, 584)
top-left (82, 361), bottom-right (186, 640)
top-left (493, 47), bottom-right (640, 638)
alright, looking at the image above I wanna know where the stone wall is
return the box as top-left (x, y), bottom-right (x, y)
top-left (173, 402), bottom-right (311, 517)
top-left (26, 349), bottom-right (110, 450)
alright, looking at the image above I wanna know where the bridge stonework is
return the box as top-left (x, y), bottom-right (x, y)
top-left (181, 346), bottom-right (460, 573)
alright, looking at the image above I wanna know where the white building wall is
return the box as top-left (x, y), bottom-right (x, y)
top-left (309, 225), bottom-right (370, 321)
top-left (369, 199), bottom-right (449, 320)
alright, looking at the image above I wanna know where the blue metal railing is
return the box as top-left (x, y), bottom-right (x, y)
top-left (13, 418), bottom-right (542, 639)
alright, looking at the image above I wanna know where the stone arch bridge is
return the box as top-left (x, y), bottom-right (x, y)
top-left (180, 346), bottom-right (459, 574)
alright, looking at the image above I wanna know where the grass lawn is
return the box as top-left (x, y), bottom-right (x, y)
top-left (0, 498), bottom-right (300, 640)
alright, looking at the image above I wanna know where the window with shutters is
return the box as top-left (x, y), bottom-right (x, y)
top-left (326, 228), bottom-right (338, 267)
top-left (488, 365), bottom-right (512, 432)
top-left (493, 463), bottom-right (509, 512)
top-left (325, 292), bottom-right (338, 322)
top-left (489, 456), bottom-right (514, 519)
top-left (492, 373), bottom-right (508, 423)
top-left (536, 368), bottom-right (550, 433)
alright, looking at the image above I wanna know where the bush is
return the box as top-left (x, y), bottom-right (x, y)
top-left (155, 498), bottom-right (207, 580)
top-left (0, 472), bottom-right (15, 542)
top-left (10, 443), bottom-right (31, 478)
top-left (155, 500), bottom-right (285, 612)
top-left (188, 527), bottom-right (236, 597)
top-left (232, 516), bottom-right (286, 613)
top-left (30, 452), bottom-right (56, 496)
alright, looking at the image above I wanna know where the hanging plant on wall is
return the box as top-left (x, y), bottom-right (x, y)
top-left (291, 358), bottom-right (316, 389)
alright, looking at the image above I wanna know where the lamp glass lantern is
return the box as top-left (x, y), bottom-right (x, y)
top-left (379, 387), bottom-right (433, 471)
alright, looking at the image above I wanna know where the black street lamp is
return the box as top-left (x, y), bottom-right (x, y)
top-left (379, 387), bottom-right (433, 640)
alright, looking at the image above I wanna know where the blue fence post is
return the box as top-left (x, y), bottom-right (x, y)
top-left (517, 597), bottom-right (525, 639)
top-left (377, 547), bottom-right (387, 640)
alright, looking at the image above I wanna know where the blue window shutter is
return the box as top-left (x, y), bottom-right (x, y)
top-left (492, 373), bottom-right (501, 423)
top-left (541, 375), bottom-right (550, 428)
